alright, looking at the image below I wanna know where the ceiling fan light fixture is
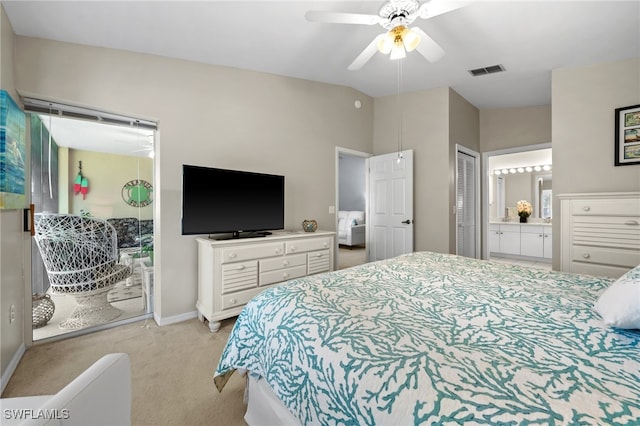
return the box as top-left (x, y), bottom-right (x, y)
top-left (402, 27), bottom-right (421, 52)
top-left (377, 32), bottom-right (394, 54)
top-left (390, 42), bottom-right (406, 60)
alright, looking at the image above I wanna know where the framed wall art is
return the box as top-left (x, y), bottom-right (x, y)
top-left (615, 104), bottom-right (640, 166)
top-left (0, 90), bottom-right (27, 209)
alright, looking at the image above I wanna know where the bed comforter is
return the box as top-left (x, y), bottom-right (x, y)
top-left (214, 251), bottom-right (640, 425)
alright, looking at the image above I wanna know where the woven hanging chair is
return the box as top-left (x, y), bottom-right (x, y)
top-left (33, 213), bottom-right (132, 329)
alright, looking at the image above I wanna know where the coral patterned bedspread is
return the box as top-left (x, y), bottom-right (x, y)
top-left (214, 251), bottom-right (640, 425)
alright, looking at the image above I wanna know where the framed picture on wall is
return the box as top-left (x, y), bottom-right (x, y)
top-left (615, 104), bottom-right (640, 166)
top-left (0, 90), bottom-right (27, 209)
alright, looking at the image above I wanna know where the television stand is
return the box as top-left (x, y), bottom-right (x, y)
top-left (196, 231), bottom-right (335, 332)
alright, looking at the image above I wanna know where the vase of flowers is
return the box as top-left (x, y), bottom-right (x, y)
top-left (517, 200), bottom-right (532, 223)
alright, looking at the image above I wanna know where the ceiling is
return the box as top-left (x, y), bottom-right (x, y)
top-left (38, 115), bottom-right (155, 158)
top-left (3, 0), bottom-right (639, 111)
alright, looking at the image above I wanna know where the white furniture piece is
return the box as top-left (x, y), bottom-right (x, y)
top-left (520, 225), bottom-right (553, 259)
top-left (489, 222), bottom-right (553, 260)
top-left (489, 223), bottom-right (521, 256)
top-left (0, 353), bottom-right (131, 426)
top-left (337, 211), bottom-right (365, 247)
top-left (560, 192), bottom-right (640, 278)
top-left (197, 230), bottom-right (335, 332)
top-left (33, 213), bottom-right (132, 329)
top-left (141, 259), bottom-right (154, 314)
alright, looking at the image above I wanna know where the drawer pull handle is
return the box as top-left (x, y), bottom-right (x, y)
top-left (283, 261), bottom-right (289, 266)
top-left (539, 234), bottom-right (543, 237)
top-left (290, 246), bottom-right (296, 252)
top-left (582, 206), bottom-right (591, 211)
top-left (582, 253), bottom-right (591, 259)
top-left (229, 298), bottom-right (237, 305)
top-left (275, 248), bottom-right (281, 254)
top-left (625, 220), bottom-right (639, 226)
top-left (283, 273), bottom-right (289, 279)
top-left (323, 242), bottom-right (328, 247)
top-left (228, 253), bottom-right (237, 259)
top-left (237, 265), bottom-right (245, 270)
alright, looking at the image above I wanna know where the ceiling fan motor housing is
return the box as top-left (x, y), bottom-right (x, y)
top-left (379, 0), bottom-right (420, 29)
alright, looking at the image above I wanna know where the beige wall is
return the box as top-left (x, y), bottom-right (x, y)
top-left (480, 105), bottom-right (552, 152)
top-left (0, 5), bottom-right (27, 387)
top-left (552, 58), bottom-right (640, 269)
top-left (14, 36), bottom-right (374, 321)
top-left (373, 87), bottom-right (479, 254)
top-left (373, 87), bottom-right (450, 253)
top-left (449, 89), bottom-right (480, 253)
top-left (66, 149), bottom-right (153, 220)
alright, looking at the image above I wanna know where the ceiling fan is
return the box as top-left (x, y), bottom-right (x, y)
top-left (305, 0), bottom-right (466, 70)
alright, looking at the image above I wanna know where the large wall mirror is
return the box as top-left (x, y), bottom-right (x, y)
top-left (488, 148), bottom-right (552, 220)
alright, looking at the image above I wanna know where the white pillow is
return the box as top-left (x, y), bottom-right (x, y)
top-left (594, 265), bottom-right (640, 329)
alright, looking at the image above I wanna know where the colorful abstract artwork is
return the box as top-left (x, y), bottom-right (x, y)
top-left (0, 90), bottom-right (27, 209)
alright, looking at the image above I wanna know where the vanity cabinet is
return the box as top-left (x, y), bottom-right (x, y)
top-left (196, 231), bottom-right (335, 332)
top-left (490, 223), bottom-right (552, 259)
top-left (520, 225), bottom-right (553, 259)
top-left (489, 223), bottom-right (521, 256)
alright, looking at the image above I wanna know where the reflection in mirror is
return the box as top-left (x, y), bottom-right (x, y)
top-left (490, 169), bottom-right (552, 220)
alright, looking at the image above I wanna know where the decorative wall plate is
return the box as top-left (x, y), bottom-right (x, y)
top-left (122, 179), bottom-right (153, 207)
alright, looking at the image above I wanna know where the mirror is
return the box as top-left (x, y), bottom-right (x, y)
top-left (488, 148), bottom-right (552, 221)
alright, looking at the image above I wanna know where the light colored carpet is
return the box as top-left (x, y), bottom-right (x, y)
top-left (338, 246), bottom-right (367, 269)
top-left (2, 317), bottom-right (248, 426)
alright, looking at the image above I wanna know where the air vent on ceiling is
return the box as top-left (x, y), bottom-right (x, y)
top-left (468, 64), bottom-right (505, 77)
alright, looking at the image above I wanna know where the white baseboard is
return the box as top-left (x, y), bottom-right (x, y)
top-left (1, 343), bottom-right (26, 393)
top-left (154, 310), bottom-right (198, 326)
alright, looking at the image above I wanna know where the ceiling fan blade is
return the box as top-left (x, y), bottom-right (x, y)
top-left (417, 0), bottom-right (468, 19)
top-left (412, 27), bottom-right (445, 62)
top-left (348, 34), bottom-right (385, 71)
top-left (305, 10), bottom-right (382, 25)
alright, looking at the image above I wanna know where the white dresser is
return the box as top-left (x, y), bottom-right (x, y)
top-left (196, 230), bottom-right (335, 332)
top-left (560, 192), bottom-right (640, 278)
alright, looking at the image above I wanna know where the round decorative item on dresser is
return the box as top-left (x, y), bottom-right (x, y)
top-left (32, 293), bottom-right (55, 329)
top-left (302, 219), bottom-right (318, 232)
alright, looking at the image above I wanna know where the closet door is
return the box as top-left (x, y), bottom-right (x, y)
top-left (456, 148), bottom-right (479, 258)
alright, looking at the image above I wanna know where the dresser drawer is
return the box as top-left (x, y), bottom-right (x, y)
top-left (571, 198), bottom-right (640, 216)
top-left (308, 249), bottom-right (331, 275)
top-left (260, 264), bottom-right (307, 286)
top-left (572, 216), bottom-right (640, 249)
top-left (569, 262), bottom-right (631, 279)
top-left (221, 286), bottom-right (263, 310)
top-left (286, 237), bottom-right (332, 254)
top-left (571, 245), bottom-right (640, 269)
top-left (260, 253), bottom-right (306, 273)
top-left (221, 261), bottom-right (258, 294)
top-left (221, 242), bottom-right (285, 264)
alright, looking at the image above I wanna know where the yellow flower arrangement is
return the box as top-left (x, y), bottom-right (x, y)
top-left (517, 200), bottom-right (533, 218)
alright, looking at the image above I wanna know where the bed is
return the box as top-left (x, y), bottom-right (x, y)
top-left (214, 251), bottom-right (640, 425)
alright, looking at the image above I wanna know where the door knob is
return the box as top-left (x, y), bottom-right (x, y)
top-left (401, 219), bottom-right (413, 224)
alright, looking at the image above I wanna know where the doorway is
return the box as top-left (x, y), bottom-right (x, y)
top-left (27, 100), bottom-right (156, 342)
top-left (482, 143), bottom-right (552, 261)
top-left (335, 147), bottom-right (370, 269)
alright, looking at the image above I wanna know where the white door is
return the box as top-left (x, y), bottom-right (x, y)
top-left (456, 146), bottom-right (480, 258)
top-left (367, 150), bottom-right (414, 261)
